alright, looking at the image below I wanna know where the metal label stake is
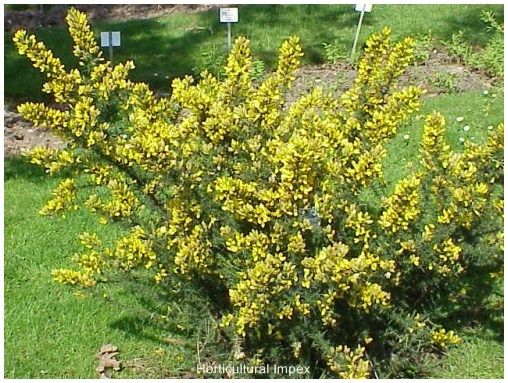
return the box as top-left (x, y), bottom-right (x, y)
top-left (100, 31), bottom-right (121, 63)
top-left (351, 4), bottom-right (372, 58)
top-left (227, 21), bottom-right (232, 49)
top-left (219, 7), bottom-right (238, 50)
top-left (108, 31), bottom-right (113, 61)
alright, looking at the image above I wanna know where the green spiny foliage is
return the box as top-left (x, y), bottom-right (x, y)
top-left (14, 8), bottom-right (503, 377)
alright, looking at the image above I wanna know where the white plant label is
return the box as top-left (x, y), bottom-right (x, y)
top-left (111, 31), bottom-right (121, 46)
top-left (220, 8), bottom-right (238, 23)
top-left (355, 4), bottom-right (372, 13)
top-left (100, 31), bottom-right (121, 47)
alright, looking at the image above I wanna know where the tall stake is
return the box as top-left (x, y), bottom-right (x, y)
top-left (108, 31), bottom-right (113, 62)
top-left (351, 10), bottom-right (365, 58)
top-left (227, 22), bottom-right (232, 49)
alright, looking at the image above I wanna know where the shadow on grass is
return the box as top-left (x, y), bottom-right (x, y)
top-left (443, 4), bottom-right (504, 46)
top-left (234, 5), bottom-right (359, 65)
top-left (442, 272), bottom-right (504, 343)
top-left (4, 4), bottom-right (361, 102)
top-left (105, 272), bottom-right (226, 346)
top-left (4, 155), bottom-right (48, 183)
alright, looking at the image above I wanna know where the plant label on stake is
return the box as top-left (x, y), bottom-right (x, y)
top-left (355, 3), bottom-right (372, 12)
top-left (219, 7), bottom-right (238, 49)
top-left (100, 31), bottom-right (121, 62)
top-left (351, 4), bottom-right (372, 58)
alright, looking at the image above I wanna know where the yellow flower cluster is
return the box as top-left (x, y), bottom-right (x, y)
top-left (54, 226), bottom-right (156, 286)
top-left (74, 250), bottom-right (103, 275)
top-left (13, 29), bottom-right (89, 103)
top-left (154, 265), bottom-right (169, 284)
top-left (409, 313), bottom-right (427, 333)
top-left (113, 226), bottom-right (157, 270)
top-left (66, 7), bottom-right (101, 61)
top-left (344, 203), bottom-right (374, 244)
top-left (325, 344), bottom-right (371, 378)
top-left (301, 242), bottom-right (351, 288)
top-left (15, 9), bottom-right (503, 376)
top-left (223, 36), bottom-right (252, 97)
top-left (420, 113), bottom-right (450, 171)
top-left (414, 112), bottom-right (503, 278)
top-left (173, 224), bottom-right (212, 274)
top-left (17, 103), bottom-right (69, 136)
top-left (52, 268), bottom-right (96, 287)
top-left (301, 242), bottom-right (392, 323)
top-left (430, 328), bottom-right (461, 349)
top-left (228, 251), bottom-right (297, 336)
top-left (342, 27), bottom-right (423, 129)
top-left (86, 178), bottom-right (139, 219)
top-left (71, 232), bottom-right (105, 275)
top-left (354, 282), bottom-right (391, 311)
top-left (39, 178), bottom-right (78, 215)
top-left (336, 29), bottom-right (424, 194)
top-left (379, 174), bottom-right (421, 233)
top-left (430, 238), bottom-right (463, 276)
top-left (25, 146), bottom-right (85, 175)
top-left (13, 30), bottom-right (65, 77)
top-left (213, 177), bottom-right (275, 227)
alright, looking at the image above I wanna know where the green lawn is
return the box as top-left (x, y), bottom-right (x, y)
top-left (5, 89), bottom-right (503, 378)
top-left (432, 334), bottom-right (504, 378)
top-left (4, 4), bottom-right (503, 103)
top-left (4, 160), bottom-right (225, 378)
top-left (382, 88), bottom-right (504, 187)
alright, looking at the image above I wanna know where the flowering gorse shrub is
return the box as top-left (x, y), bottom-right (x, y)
top-left (14, 9), bottom-right (503, 377)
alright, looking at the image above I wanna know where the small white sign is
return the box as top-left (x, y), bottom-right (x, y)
top-left (100, 32), bottom-right (109, 47)
top-left (220, 7), bottom-right (238, 23)
top-left (100, 31), bottom-right (121, 47)
top-left (355, 4), bottom-right (372, 12)
top-left (111, 31), bottom-right (121, 46)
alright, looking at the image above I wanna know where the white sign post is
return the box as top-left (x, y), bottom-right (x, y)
top-left (219, 7), bottom-right (239, 49)
top-left (351, 4), bottom-right (372, 58)
top-left (100, 31), bottom-right (121, 62)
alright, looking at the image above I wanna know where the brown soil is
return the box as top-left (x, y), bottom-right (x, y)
top-left (4, 4), bottom-right (218, 32)
top-left (290, 46), bottom-right (496, 102)
top-left (4, 110), bottom-right (65, 156)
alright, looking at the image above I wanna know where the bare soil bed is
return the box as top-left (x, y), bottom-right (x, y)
top-left (290, 47), bottom-right (496, 101)
top-left (4, 4), bottom-right (218, 32)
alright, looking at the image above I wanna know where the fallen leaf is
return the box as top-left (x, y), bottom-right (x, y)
top-left (96, 344), bottom-right (121, 378)
top-left (98, 344), bottom-right (118, 354)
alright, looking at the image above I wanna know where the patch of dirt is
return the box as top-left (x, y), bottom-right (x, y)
top-left (4, 109), bottom-right (65, 157)
top-left (289, 46), bottom-right (497, 102)
top-left (404, 46), bottom-right (497, 95)
top-left (4, 4), bottom-right (219, 32)
top-left (288, 62), bottom-right (355, 104)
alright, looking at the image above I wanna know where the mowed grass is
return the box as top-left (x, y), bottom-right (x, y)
top-left (431, 334), bottom-right (504, 378)
top-left (4, 159), bottom-right (228, 378)
top-left (4, 4), bottom-right (503, 103)
top-left (4, 90), bottom-right (503, 378)
top-left (382, 88), bottom-right (504, 187)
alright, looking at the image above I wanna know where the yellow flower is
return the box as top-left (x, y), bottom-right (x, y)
top-left (431, 328), bottom-right (461, 348)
